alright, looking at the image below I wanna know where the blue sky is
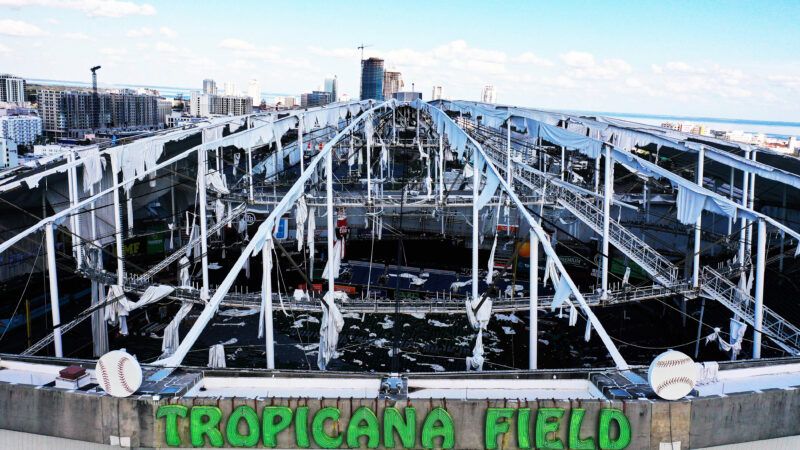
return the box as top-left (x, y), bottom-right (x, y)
top-left (1, 0), bottom-right (799, 121)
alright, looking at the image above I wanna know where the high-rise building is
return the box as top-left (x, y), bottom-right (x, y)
top-left (190, 92), bottom-right (253, 117)
top-left (301, 91), bottom-right (332, 108)
top-left (203, 79), bottom-right (217, 95)
top-left (0, 138), bottom-right (19, 168)
top-left (324, 76), bottom-right (338, 103)
top-left (223, 81), bottom-right (238, 96)
top-left (0, 115), bottom-right (42, 145)
top-left (481, 85), bottom-right (497, 104)
top-left (36, 88), bottom-right (164, 137)
top-left (383, 70), bottom-right (403, 101)
top-left (247, 79), bottom-right (261, 107)
top-left (431, 86), bottom-right (443, 101)
top-left (0, 74), bottom-right (26, 104)
top-left (360, 57), bottom-right (384, 101)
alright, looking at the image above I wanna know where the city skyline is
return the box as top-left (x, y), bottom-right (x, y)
top-left (1, 0), bottom-right (799, 121)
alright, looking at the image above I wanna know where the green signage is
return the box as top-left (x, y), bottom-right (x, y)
top-left (156, 404), bottom-right (630, 449)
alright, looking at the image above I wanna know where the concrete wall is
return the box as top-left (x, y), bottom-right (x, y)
top-left (0, 381), bottom-right (798, 448)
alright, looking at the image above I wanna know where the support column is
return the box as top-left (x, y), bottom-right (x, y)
top-left (472, 149), bottom-right (480, 303)
top-left (727, 167), bottom-right (734, 235)
top-left (262, 245), bottom-right (274, 369)
top-left (747, 151), bottom-right (757, 257)
top-left (66, 151), bottom-right (83, 268)
top-left (753, 218), bottom-right (766, 359)
top-left (298, 115), bottom-right (305, 175)
top-left (529, 231), bottom-right (538, 370)
top-left (737, 151), bottom-right (750, 270)
top-left (198, 149), bottom-right (210, 301)
top-left (110, 156), bottom-right (125, 286)
top-left (594, 156), bottom-right (600, 194)
top-left (45, 221), bottom-right (63, 357)
top-left (247, 146), bottom-right (254, 202)
top-left (601, 146), bottom-right (612, 299)
top-left (366, 119), bottom-right (372, 203)
top-left (392, 108), bottom-right (396, 144)
top-left (780, 186), bottom-right (787, 272)
top-left (326, 149), bottom-right (335, 295)
top-left (506, 116), bottom-right (512, 188)
top-left (560, 146), bottom-right (566, 181)
top-left (438, 135), bottom-right (444, 204)
top-left (693, 146), bottom-right (705, 288)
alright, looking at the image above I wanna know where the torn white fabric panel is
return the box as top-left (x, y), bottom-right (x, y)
top-left (205, 171), bottom-right (230, 195)
top-left (295, 196), bottom-right (308, 251)
top-left (161, 301), bottom-right (194, 358)
top-left (307, 206), bottom-right (316, 277)
top-left (317, 291), bottom-right (345, 370)
top-left (466, 328), bottom-right (485, 371)
top-left (208, 344), bottom-right (226, 368)
top-left (676, 187), bottom-right (707, 225)
top-left (179, 256), bottom-right (191, 287)
top-left (486, 234), bottom-right (498, 284)
top-left (476, 168), bottom-right (501, 211)
top-left (79, 146), bottom-right (106, 192)
top-left (321, 239), bottom-right (343, 280)
top-left (542, 254), bottom-right (559, 287)
top-left (568, 304), bottom-right (578, 326)
top-left (584, 319), bottom-right (592, 341)
top-left (550, 276), bottom-right (572, 311)
top-left (622, 267), bottom-right (631, 286)
top-left (215, 200), bottom-right (225, 235)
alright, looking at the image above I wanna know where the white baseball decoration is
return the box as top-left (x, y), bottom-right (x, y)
top-left (648, 350), bottom-right (697, 400)
top-left (95, 350), bottom-right (143, 397)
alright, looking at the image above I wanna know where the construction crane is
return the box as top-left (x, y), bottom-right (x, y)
top-left (90, 65), bottom-right (101, 130)
top-left (357, 43), bottom-right (372, 62)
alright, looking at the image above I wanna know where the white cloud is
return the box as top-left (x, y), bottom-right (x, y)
top-left (154, 42), bottom-right (177, 53)
top-left (513, 52), bottom-right (554, 67)
top-left (559, 51), bottom-right (632, 80)
top-left (0, 19), bottom-right (46, 37)
top-left (218, 38), bottom-right (256, 51)
top-left (126, 27), bottom-right (153, 37)
top-left (664, 61), bottom-right (707, 74)
top-left (0, 43), bottom-right (10, 53)
top-left (0, 0), bottom-right (156, 17)
top-left (64, 32), bottom-right (89, 40)
top-left (159, 26), bottom-right (177, 38)
top-left (45, 18), bottom-right (59, 25)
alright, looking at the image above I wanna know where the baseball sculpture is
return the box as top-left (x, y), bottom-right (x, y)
top-left (648, 350), bottom-right (697, 400)
top-left (95, 350), bottom-right (143, 398)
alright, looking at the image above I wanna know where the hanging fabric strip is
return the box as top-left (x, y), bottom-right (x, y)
top-left (550, 276), bottom-right (572, 311)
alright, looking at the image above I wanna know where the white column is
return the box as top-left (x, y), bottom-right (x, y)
top-left (753, 218), bottom-right (766, 359)
top-left (594, 155), bottom-right (601, 194)
top-left (45, 221), bottom-right (63, 357)
top-left (326, 149), bottom-right (335, 295)
top-left (472, 150), bottom-right (479, 302)
top-left (529, 231), bottom-right (538, 370)
top-left (506, 116), bottom-right (512, 188)
top-left (66, 151), bottom-right (83, 268)
top-left (392, 108), bottom-right (397, 144)
top-left (693, 147), bottom-right (705, 288)
top-left (438, 135), bottom-right (444, 204)
top-left (247, 146), bottom-right (254, 202)
top-left (366, 120), bottom-right (372, 203)
top-left (198, 148), bottom-right (210, 301)
top-left (560, 146), bottom-right (566, 182)
top-left (747, 151), bottom-right (757, 257)
top-left (601, 146), bottom-right (612, 299)
top-left (738, 152), bottom-right (750, 269)
top-left (298, 115), bottom-right (305, 175)
top-left (415, 107), bottom-right (419, 143)
top-left (262, 245), bottom-right (275, 369)
top-left (110, 156), bottom-right (125, 286)
top-left (727, 167), bottom-right (735, 235)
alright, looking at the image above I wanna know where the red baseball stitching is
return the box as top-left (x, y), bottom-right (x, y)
top-left (98, 360), bottom-right (112, 393)
top-left (656, 377), bottom-right (694, 395)
top-left (656, 357), bottom-right (692, 368)
top-left (117, 357), bottom-right (135, 394)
